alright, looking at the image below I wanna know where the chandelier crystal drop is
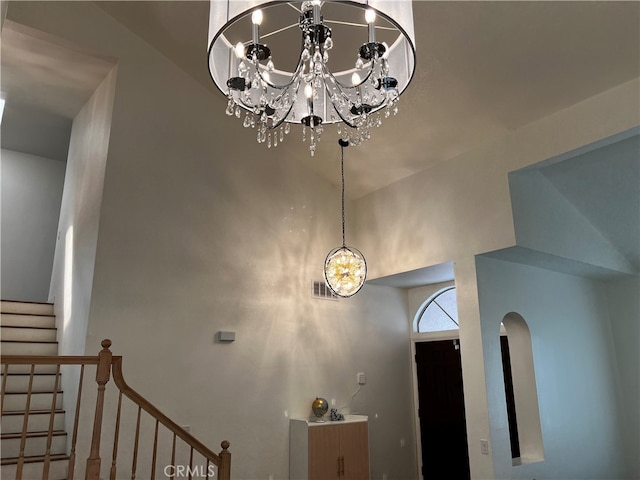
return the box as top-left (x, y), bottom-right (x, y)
top-left (208, 0), bottom-right (416, 155)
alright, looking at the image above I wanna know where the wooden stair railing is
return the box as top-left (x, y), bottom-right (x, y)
top-left (1, 339), bottom-right (231, 480)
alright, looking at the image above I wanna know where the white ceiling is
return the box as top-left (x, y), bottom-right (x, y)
top-left (95, 0), bottom-right (640, 198)
top-left (1, 19), bottom-right (115, 160)
top-left (1, 1), bottom-right (638, 287)
top-left (3, 1), bottom-right (639, 194)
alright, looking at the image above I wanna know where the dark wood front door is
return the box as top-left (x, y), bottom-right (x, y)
top-left (415, 340), bottom-right (470, 479)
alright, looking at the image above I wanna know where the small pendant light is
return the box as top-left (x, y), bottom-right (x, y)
top-left (323, 140), bottom-right (367, 297)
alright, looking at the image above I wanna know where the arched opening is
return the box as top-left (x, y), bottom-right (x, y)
top-left (501, 312), bottom-right (544, 465)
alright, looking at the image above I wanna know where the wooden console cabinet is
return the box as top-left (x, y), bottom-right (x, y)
top-left (290, 415), bottom-right (369, 480)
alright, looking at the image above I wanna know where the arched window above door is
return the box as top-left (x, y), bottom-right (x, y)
top-left (415, 286), bottom-right (459, 333)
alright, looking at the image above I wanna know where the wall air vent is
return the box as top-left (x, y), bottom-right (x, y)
top-left (312, 281), bottom-right (339, 301)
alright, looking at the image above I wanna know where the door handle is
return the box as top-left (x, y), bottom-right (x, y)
top-left (340, 456), bottom-right (345, 476)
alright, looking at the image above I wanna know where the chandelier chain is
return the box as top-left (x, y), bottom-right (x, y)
top-left (341, 142), bottom-right (346, 247)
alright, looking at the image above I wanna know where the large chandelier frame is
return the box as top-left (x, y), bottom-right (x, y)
top-left (208, 0), bottom-right (416, 155)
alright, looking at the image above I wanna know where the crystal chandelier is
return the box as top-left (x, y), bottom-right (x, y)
top-left (207, 0), bottom-right (416, 155)
top-left (323, 140), bottom-right (366, 297)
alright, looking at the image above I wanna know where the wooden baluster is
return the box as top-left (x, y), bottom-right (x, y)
top-left (1, 363), bottom-right (8, 413)
top-left (151, 419), bottom-right (159, 480)
top-left (17, 364), bottom-right (36, 479)
top-left (85, 339), bottom-right (113, 480)
top-left (169, 433), bottom-right (177, 480)
top-left (218, 441), bottom-right (231, 480)
top-left (43, 364), bottom-right (61, 479)
top-left (110, 391), bottom-right (123, 480)
top-left (0, 364), bottom-right (6, 478)
top-left (131, 405), bottom-right (141, 480)
top-left (68, 364), bottom-right (85, 480)
top-left (2, 343), bottom-right (231, 480)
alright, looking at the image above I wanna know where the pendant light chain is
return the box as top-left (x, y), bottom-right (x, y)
top-left (340, 141), bottom-right (346, 248)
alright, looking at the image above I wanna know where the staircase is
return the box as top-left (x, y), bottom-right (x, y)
top-left (1, 301), bottom-right (232, 480)
top-left (1, 300), bottom-right (69, 479)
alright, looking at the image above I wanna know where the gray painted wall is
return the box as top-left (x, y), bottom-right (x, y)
top-left (356, 79), bottom-right (639, 479)
top-left (476, 255), bottom-right (635, 479)
top-left (605, 275), bottom-right (640, 476)
top-left (1, 148), bottom-right (65, 301)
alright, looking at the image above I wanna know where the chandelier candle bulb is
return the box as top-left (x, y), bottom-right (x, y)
top-left (251, 9), bottom-right (263, 25)
top-left (251, 9), bottom-right (262, 45)
top-left (234, 42), bottom-right (244, 59)
top-left (208, 0), bottom-right (416, 153)
top-left (365, 9), bottom-right (376, 43)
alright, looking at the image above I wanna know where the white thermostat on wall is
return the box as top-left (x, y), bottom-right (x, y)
top-left (217, 331), bottom-right (236, 342)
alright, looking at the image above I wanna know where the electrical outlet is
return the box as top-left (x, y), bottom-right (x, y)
top-left (480, 439), bottom-right (489, 455)
top-left (357, 372), bottom-right (366, 385)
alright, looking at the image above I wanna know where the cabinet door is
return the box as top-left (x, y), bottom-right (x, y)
top-left (309, 425), bottom-right (341, 480)
top-left (339, 422), bottom-right (369, 480)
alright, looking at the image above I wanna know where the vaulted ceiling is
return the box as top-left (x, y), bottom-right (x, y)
top-left (95, 1), bottom-right (640, 198)
top-left (1, 1), bottom-right (638, 284)
top-left (2, 1), bottom-right (639, 196)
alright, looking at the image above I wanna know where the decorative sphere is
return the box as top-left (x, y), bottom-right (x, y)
top-left (324, 246), bottom-right (367, 297)
top-left (312, 397), bottom-right (329, 419)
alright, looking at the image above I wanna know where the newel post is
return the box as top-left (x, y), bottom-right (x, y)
top-left (218, 441), bottom-right (231, 480)
top-left (85, 339), bottom-right (113, 480)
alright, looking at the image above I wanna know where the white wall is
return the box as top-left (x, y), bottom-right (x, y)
top-left (605, 275), bottom-right (640, 477)
top-left (355, 78), bottom-right (639, 479)
top-left (1, 149), bottom-right (65, 301)
top-left (48, 65), bottom-right (117, 357)
top-left (509, 169), bottom-right (634, 274)
top-left (476, 255), bottom-right (632, 479)
top-left (8, 2), bottom-right (639, 479)
top-left (44, 64), bottom-right (117, 457)
top-left (7, 3), bottom-right (417, 479)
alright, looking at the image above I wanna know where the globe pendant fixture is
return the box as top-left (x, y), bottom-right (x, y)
top-left (323, 140), bottom-right (367, 298)
top-left (207, 0), bottom-right (416, 156)
top-left (324, 245), bottom-right (367, 298)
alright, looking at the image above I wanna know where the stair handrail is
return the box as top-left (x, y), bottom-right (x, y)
top-left (110, 350), bottom-right (231, 479)
top-left (1, 339), bottom-right (231, 480)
